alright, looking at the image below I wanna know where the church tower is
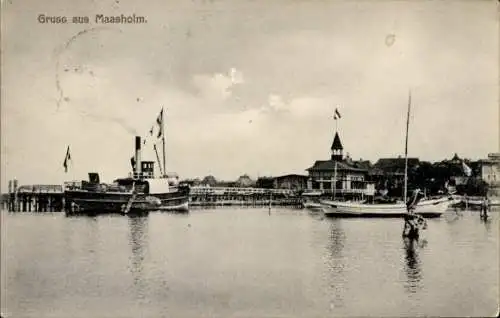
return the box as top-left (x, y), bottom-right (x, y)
top-left (331, 132), bottom-right (343, 161)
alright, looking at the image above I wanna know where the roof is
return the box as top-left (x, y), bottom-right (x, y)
top-left (331, 132), bottom-right (343, 150)
top-left (478, 159), bottom-right (500, 165)
top-left (488, 153), bottom-right (500, 159)
top-left (374, 158), bottom-right (420, 170)
top-left (353, 160), bottom-right (372, 170)
top-left (307, 160), bottom-right (368, 172)
top-left (273, 174), bottom-right (308, 181)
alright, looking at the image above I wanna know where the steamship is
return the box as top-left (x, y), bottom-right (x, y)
top-left (64, 135), bottom-right (190, 215)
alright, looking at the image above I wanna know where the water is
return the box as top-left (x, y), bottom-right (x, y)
top-left (1, 208), bottom-right (498, 317)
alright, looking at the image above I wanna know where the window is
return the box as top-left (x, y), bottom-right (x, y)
top-left (336, 180), bottom-right (343, 189)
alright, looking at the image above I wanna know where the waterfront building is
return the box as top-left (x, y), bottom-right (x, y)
top-left (477, 153), bottom-right (500, 197)
top-left (273, 174), bottom-right (308, 190)
top-left (306, 132), bottom-right (375, 199)
top-left (479, 153), bottom-right (500, 186)
top-left (443, 153), bottom-right (469, 186)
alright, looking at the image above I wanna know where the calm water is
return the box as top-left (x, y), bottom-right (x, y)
top-left (1, 208), bottom-right (498, 317)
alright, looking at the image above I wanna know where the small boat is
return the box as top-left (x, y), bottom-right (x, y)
top-left (464, 197), bottom-right (485, 206)
top-left (402, 212), bottom-right (428, 239)
top-left (451, 196), bottom-right (497, 210)
top-left (301, 191), bottom-right (324, 211)
top-left (490, 198), bottom-right (500, 207)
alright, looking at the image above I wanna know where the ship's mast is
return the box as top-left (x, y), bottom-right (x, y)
top-left (403, 91), bottom-right (411, 204)
top-left (153, 144), bottom-right (164, 176)
top-left (162, 107), bottom-right (167, 177)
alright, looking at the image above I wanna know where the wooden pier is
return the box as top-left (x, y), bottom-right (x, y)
top-left (1, 182), bottom-right (305, 212)
top-left (189, 186), bottom-right (303, 208)
top-left (2, 180), bottom-right (64, 212)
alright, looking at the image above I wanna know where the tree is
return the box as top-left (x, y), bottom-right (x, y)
top-left (201, 175), bottom-right (217, 186)
top-left (256, 177), bottom-right (275, 189)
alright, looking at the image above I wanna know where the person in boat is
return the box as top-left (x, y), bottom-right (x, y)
top-left (403, 189), bottom-right (427, 239)
top-left (403, 210), bottom-right (419, 239)
top-left (403, 209), bottom-right (427, 238)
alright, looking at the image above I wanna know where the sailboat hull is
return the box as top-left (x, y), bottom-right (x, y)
top-left (320, 197), bottom-right (450, 218)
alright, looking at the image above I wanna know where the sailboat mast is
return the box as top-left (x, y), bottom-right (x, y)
top-left (333, 108), bottom-right (338, 200)
top-left (162, 108), bottom-right (166, 177)
top-left (403, 91), bottom-right (411, 203)
top-left (333, 161), bottom-right (337, 200)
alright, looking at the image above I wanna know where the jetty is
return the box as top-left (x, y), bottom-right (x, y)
top-left (2, 180), bottom-right (304, 212)
top-left (189, 186), bottom-right (302, 208)
top-left (2, 180), bottom-right (64, 212)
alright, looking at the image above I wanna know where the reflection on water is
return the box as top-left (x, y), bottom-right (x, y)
top-left (2, 209), bottom-right (498, 317)
top-left (481, 214), bottom-right (492, 232)
top-left (127, 216), bottom-right (149, 300)
top-left (402, 238), bottom-right (424, 294)
top-left (325, 220), bottom-right (346, 309)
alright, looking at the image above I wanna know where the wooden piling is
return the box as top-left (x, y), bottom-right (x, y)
top-left (7, 182), bottom-right (64, 212)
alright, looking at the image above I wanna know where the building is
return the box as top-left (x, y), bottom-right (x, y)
top-left (273, 174), bottom-right (308, 190)
top-left (445, 153), bottom-right (469, 186)
top-left (306, 131), bottom-right (374, 199)
top-left (480, 153), bottom-right (500, 187)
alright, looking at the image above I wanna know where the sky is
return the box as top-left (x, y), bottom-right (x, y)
top-left (1, 0), bottom-right (499, 189)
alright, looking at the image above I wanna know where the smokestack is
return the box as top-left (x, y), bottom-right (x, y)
top-left (135, 136), bottom-right (141, 177)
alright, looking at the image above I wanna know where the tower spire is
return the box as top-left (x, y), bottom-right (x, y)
top-left (331, 106), bottom-right (343, 161)
top-left (331, 132), bottom-right (343, 161)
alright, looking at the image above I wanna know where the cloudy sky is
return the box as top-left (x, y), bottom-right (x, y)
top-left (1, 0), bottom-right (498, 189)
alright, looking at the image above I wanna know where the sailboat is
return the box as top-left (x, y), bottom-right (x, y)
top-left (320, 93), bottom-right (452, 218)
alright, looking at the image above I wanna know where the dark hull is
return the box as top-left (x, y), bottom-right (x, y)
top-left (323, 212), bottom-right (443, 218)
top-left (64, 186), bottom-right (190, 215)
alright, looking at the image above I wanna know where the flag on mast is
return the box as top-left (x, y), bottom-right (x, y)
top-left (462, 161), bottom-right (472, 177)
top-left (156, 108), bottom-right (164, 138)
top-left (63, 146), bottom-right (71, 173)
top-left (130, 156), bottom-right (136, 170)
top-left (333, 108), bottom-right (341, 120)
